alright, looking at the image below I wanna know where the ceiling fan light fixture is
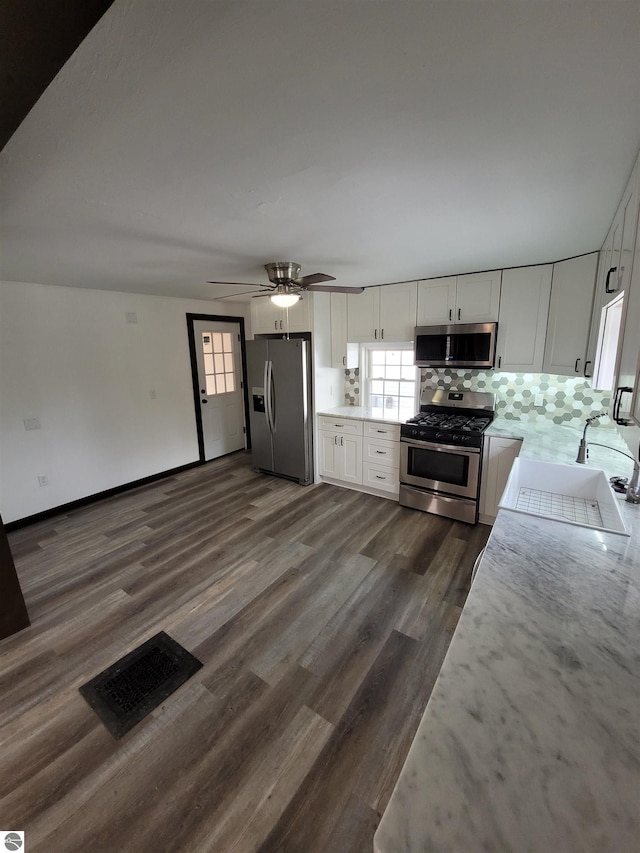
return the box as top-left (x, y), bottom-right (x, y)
top-left (270, 292), bottom-right (300, 308)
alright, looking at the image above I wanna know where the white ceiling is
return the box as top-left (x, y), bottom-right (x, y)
top-left (1, 0), bottom-right (639, 302)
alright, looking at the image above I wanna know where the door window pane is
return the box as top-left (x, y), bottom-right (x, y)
top-left (202, 331), bottom-right (236, 395)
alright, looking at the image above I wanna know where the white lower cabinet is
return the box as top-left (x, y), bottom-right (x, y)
top-left (479, 435), bottom-right (523, 523)
top-left (318, 417), bottom-right (400, 496)
top-left (319, 431), bottom-right (363, 484)
top-left (318, 417), bottom-right (364, 484)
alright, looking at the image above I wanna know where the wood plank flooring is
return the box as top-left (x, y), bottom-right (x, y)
top-left (0, 452), bottom-right (490, 852)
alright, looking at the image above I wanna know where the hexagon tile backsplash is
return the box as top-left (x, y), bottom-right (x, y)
top-left (344, 368), bottom-right (613, 427)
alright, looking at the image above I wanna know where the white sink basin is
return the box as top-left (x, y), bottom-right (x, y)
top-left (499, 458), bottom-right (629, 536)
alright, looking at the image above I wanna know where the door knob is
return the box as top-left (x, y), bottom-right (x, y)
top-left (201, 399), bottom-right (208, 404)
top-left (200, 388), bottom-right (206, 394)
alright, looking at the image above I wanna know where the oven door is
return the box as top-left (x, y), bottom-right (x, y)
top-left (400, 438), bottom-right (480, 499)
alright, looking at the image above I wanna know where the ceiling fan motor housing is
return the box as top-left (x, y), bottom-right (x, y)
top-left (265, 262), bottom-right (301, 284)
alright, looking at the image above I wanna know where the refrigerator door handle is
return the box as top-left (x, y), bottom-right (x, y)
top-left (269, 360), bottom-right (276, 432)
top-left (266, 360), bottom-right (276, 434)
top-left (263, 360), bottom-right (274, 434)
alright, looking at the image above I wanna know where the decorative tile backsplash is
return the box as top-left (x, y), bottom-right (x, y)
top-left (344, 368), bottom-right (612, 427)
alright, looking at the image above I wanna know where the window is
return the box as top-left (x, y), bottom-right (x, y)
top-left (364, 346), bottom-right (417, 420)
top-left (202, 331), bottom-right (235, 394)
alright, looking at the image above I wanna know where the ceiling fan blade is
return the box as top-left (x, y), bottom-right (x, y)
top-left (292, 273), bottom-right (336, 286)
top-left (305, 284), bottom-right (365, 294)
top-left (213, 288), bottom-right (272, 300)
top-left (206, 280), bottom-right (264, 287)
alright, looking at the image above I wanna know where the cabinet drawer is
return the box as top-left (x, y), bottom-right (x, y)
top-left (363, 421), bottom-right (401, 441)
top-left (362, 462), bottom-right (399, 494)
top-left (318, 417), bottom-right (363, 435)
top-left (362, 437), bottom-right (400, 468)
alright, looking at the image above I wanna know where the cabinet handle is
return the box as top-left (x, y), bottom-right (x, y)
top-left (375, 475), bottom-right (386, 480)
top-left (376, 429), bottom-right (386, 433)
top-left (274, 320), bottom-right (278, 330)
top-left (280, 320), bottom-right (284, 330)
top-left (374, 329), bottom-right (378, 339)
top-left (605, 266), bottom-right (618, 294)
top-left (341, 436), bottom-right (344, 446)
top-left (334, 423), bottom-right (343, 427)
top-left (375, 450), bottom-right (386, 454)
top-left (574, 357), bottom-right (581, 373)
top-left (584, 360), bottom-right (592, 378)
top-left (343, 356), bottom-right (346, 366)
top-left (381, 329), bottom-right (384, 339)
top-left (449, 309), bottom-right (452, 321)
top-left (613, 386), bottom-right (633, 425)
top-left (498, 356), bottom-right (502, 369)
top-left (458, 308), bottom-right (461, 321)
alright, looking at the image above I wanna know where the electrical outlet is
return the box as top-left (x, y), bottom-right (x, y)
top-left (126, 311), bottom-right (138, 324)
top-left (23, 417), bottom-right (41, 431)
top-left (534, 394), bottom-right (544, 407)
top-left (37, 474), bottom-right (48, 486)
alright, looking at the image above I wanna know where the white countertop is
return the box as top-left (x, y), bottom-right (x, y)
top-left (374, 419), bottom-right (640, 853)
top-left (316, 405), bottom-right (404, 425)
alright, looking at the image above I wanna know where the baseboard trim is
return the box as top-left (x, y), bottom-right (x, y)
top-left (4, 461), bottom-right (202, 531)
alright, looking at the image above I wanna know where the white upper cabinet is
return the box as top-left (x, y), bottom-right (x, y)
top-left (347, 281), bottom-right (417, 343)
top-left (496, 265), bottom-right (552, 372)
top-left (330, 293), bottom-right (359, 369)
top-left (586, 158), bottom-right (639, 378)
top-left (542, 253), bottom-right (598, 376)
top-left (378, 281), bottom-right (418, 341)
top-left (251, 295), bottom-right (311, 336)
top-left (455, 271), bottom-right (502, 323)
top-left (417, 271), bottom-right (501, 325)
top-left (416, 277), bottom-right (456, 325)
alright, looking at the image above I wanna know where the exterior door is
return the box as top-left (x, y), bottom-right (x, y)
top-left (193, 320), bottom-right (246, 460)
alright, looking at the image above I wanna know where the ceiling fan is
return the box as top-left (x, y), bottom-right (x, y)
top-left (208, 262), bottom-right (364, 306)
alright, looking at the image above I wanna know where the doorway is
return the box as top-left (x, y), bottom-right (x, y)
top-left (186, 314), bottom-right (251, 462)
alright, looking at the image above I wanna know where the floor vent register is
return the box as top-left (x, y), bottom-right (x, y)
top-left (79, 631), bottom-right (203, 738)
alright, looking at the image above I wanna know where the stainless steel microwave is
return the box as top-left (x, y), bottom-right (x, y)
top-left (414, 322), bottom-right (498, 368)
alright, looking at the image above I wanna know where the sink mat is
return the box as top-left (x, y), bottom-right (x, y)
top-left (516, 487), bottom-right (603, 527)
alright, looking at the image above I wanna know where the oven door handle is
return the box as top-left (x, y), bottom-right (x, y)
top-left (401, 438), bottom-right (481, 455)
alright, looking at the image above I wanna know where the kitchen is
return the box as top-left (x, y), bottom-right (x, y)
top-left (1, 2), bottom-right (640, 851)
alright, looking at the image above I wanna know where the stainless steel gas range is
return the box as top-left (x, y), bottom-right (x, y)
top-left (399, 389), bottom-right (495, 524)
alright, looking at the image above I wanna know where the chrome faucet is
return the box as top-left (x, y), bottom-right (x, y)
top-left (576, 413), bottom-right (640, 503)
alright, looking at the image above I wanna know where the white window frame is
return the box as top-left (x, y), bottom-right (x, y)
top-left (360, 343), bottom-right (419, 420)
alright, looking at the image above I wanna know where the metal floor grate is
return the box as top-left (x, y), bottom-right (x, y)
top-left (79, 631), bottom-right (203, 738)
top-left (515, 487), bottom-right (603, 527)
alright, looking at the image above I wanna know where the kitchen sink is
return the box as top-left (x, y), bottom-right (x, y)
top-left (499, 458), bottom-right (629, 536)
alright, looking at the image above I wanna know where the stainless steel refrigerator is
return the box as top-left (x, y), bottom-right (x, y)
top-left (246, 338), bottom-right (313, 485)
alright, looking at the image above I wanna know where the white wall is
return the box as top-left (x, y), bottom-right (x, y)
top-left (0, 281), bottom-right (249, 523)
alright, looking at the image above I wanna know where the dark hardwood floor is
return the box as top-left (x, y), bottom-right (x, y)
top-left (0, 452), bottom-right (490, 852)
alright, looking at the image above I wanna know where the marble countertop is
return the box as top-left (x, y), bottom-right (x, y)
top-left (316, 405), bottom-right (403, 425)
top-left (374, 419), bottom-right (640, 853)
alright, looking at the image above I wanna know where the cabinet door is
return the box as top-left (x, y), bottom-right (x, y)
top-left (416, 277), bottom-right (456, 325)
top-left (251, 298), bottom-right (281, 335)
top-left (340, 434), bottom-right (363, 483)
top-left (347, 288), bottom-right (379, 342)
top-left (319, 431), bottom-right (340, 478)
top-left (455, 271), bottom-right (502, 323)
top-left (479, 436), bottom-right (522, 521)
top-left (586, 232), bottom-right (616, 377)
top-left (330, 294), bottom-right (359, 368)
top-left (496, 265), bottom-right (552, 372)
top-left (542, 253), bottom-right (598, 376)
top-left (378, 281), bottom-right (417, 342)
top-left (286, 295), bottom-right (311, 333)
